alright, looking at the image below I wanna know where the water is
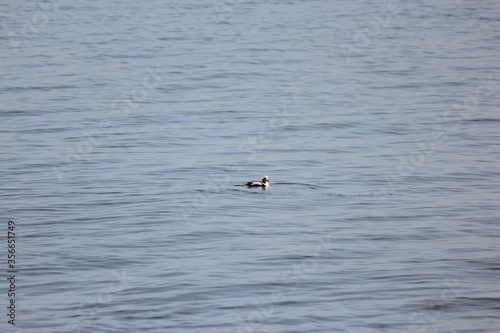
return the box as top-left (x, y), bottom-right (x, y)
top-left (1, 1), bottom-right (500, 332)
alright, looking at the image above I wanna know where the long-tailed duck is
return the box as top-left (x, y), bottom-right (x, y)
top-left (243, 176), bottom-right (269, 189)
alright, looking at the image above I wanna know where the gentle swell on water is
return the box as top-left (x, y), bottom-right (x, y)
top-left (1, 0), bottom-right (499, 332)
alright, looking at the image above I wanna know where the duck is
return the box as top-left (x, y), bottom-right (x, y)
top-left (243, 175), bottom-right (269, 189)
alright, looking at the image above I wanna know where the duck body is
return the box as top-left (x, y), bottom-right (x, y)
top-left (244, 176), bottom-right (269, 189)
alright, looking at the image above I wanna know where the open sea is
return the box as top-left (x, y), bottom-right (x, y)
top-left (1, 1), bottom-right (500, 332)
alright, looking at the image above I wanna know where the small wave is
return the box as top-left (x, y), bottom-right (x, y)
top-left (465, 118), bottom-right (500, 123)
